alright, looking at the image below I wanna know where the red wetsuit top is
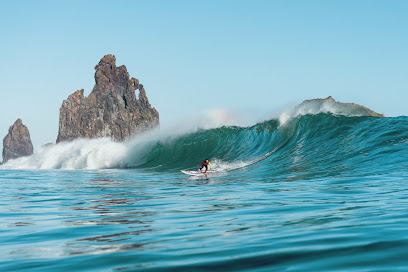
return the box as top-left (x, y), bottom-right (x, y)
top-left (199, 161), bottom-right (212, 170)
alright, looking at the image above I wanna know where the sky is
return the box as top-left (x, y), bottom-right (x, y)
top-left (0, 0), bottom-right (407, 151)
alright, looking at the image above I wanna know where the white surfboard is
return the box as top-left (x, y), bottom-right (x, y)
top-left (181, 170), bottom-right (211, 176)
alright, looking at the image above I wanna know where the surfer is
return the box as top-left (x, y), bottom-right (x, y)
top-left (198, 159), bottom-right (212, 173)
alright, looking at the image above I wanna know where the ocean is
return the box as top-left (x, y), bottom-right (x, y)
top-left (1, 109), bottom-right (408, 271)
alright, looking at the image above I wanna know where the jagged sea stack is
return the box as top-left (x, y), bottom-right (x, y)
top-left (2, 119), bottom-right (34, 163)
top-left (57, 55), bottom-right (159, 143)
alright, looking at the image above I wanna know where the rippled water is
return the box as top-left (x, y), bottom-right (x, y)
top-left (2, 113), bottom-right (408, 271)
top-left (1, 168), bottom-right (408, 271)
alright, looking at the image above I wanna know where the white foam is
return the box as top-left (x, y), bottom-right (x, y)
top-left (211, 159), bottom-right (249, 172)
top-left (2, 138), bottom-right (127, 170)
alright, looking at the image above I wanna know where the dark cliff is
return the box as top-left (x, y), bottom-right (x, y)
top-left (57, 55), bottom-right (159, 143)
top-left (2, 119), bottom-right (34, 163)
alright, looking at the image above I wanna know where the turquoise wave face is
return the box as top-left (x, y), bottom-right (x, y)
top-left (137, 119), bottom-right (280, 170)
top-left (132, 114), bottom-right (408, 179)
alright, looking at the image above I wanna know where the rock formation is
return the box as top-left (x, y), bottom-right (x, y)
top-left (2, 119), bottom-right (34, 163)
top-left (57, 54), bottom-right (159, 143)
top-left (297, 96), bottom-right (385, 117)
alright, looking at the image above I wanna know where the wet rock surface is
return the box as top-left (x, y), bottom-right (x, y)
top-left (2, 119), bottom-right (34, 163)
top-left (57, 54), bottom-right (159, 143)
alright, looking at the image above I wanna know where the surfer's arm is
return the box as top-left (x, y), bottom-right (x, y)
top-left (208, 162), bottom-right (212, 169)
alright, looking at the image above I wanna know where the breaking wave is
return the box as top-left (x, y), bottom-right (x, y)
top-left (2, 105), bottom-right (407, 178)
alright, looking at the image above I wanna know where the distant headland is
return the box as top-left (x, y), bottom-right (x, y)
top-left (296, 96), bottom-right (385, 118)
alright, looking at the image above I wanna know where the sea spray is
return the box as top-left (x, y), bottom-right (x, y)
top-left (2, 138), bottom-right (128, 170)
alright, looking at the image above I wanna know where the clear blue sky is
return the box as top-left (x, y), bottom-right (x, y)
top-left (0, 0), bottom-right (407, 151)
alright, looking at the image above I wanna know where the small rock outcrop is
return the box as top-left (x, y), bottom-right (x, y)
top-left (2, 119), bottom-right (34, 163)
top-left (57, 54), bottom-right (159, 143)
top-left (298, 96), bottom-right (385, 117)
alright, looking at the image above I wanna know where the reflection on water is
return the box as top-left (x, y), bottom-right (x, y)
top-left (1, 170), bottom-right (408, 271)
top-left (61, 175), bottom-right (158, 257)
